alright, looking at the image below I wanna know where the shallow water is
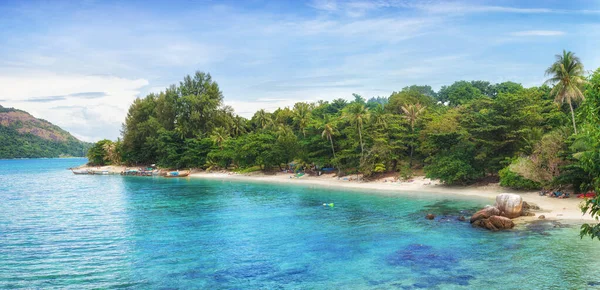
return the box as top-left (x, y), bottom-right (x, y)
top-left (1, 159), bottom-right (600, 289)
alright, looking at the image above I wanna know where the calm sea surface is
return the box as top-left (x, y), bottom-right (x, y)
top-left (1, 158), bottom-right (600, 289)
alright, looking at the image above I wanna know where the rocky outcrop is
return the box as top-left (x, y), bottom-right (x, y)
top-left (470, 206), bottom-right (500, 223)
top-left (473, 216), bottom-right (515, 231)
top-left (495, 194), bottom-right (523, 218)
top-left (470, 194), bottom-right (537, 231)
top-left (522, 201), bottom-right (540, 211)
top-left (425, 214), bottom-right (435, 220)
top-left (488, 216), bottom-right (515, 230)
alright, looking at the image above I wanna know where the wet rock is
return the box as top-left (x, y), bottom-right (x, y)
top-left (426, 214), bottom-right (435, 220)
top-left (480, 219), bottom-right (498, 231)
top-left (495, 193), bottom-right (523, 218)
top-left (488, 216), bottom-right (515, 230)
top-left (538, 215), bottom-right (545, 220)
top-left (522, 201), bottom-right (540, 215)
top-left (457, 216), bottom-right (466, 222)
top-left (470, 206), bottom-right (500, 223)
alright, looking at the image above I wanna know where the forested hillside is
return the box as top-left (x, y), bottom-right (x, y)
top-left (0, 105), bottom-right (90, 158)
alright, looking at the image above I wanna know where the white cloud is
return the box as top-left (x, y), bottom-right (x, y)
top-left (510, 30), bottom-right (565, 37)
top-left (0, 72), bottom-right (148, 142)
top-left (307, 0), bottom-right (600, 16)
top-left (309, 0), bottom-right (338, 12)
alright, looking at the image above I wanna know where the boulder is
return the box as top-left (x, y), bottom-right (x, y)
top-left (457, 216), bottom-right (466, 222)
top-left (495, 194), bottom-right (523, 218)
top-left (472, 218), bottom-right (499, 231)
top-left (488, 216), bottom-right (515, 230)
top-left (470, 206), bottom-right (500, 223)
top-left (426, 214), bottom-right (435, 220)
top-left (538, 215), bottom-right (545, 220)
top-left (521, 201), bottom-right (540, 215)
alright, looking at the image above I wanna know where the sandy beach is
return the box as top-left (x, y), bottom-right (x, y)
top-left (189, 171), bottom-right (595, 223)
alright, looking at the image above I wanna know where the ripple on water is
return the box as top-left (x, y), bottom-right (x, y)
top-left (2, 159), bottom-right (600, 289)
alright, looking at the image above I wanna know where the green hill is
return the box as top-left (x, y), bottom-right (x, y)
top-left (0, 105), bottom-right (91, 158)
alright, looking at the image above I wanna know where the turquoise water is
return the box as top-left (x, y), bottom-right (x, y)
top-left (1, 159), bottom-right (600, 289)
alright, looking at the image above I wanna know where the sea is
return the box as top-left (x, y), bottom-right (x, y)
top-left (1, 158), bottom-right (600, 289)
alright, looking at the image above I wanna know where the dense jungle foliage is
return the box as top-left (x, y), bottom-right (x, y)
top-left (87, 50), bottom-right (600, 239)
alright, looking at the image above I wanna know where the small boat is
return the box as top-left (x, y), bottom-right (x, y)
top-left (71, 169), bottom-right (90, 175)
top-left (164, 170), bottom-right (190, 178)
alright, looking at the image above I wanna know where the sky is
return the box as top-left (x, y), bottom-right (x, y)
top-left (0, 0), bottom-right (599, 142)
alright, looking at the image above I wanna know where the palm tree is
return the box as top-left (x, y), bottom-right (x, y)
top-left (371, 103), bottom-right (387, 129)
top-left (276, 124), bottom-right (294, 141)
top-left (545, 50), bottom-right (587, 134)
top-left (102, 141), bottom-right (121, 165)
top-left (401, 103), bottom-right (426, 166)
top-left (401, 103), bottom-right (426, 131)
top-left (210, 127), bottom-right (229, 149)
top-left (231, 115), bottom-right (247, 137)
top-left (342, 103), bottom-right (370, 160)
top-left (321, 117), bottom-right (337, 159)
top-left (293, 102), bottom-right (311, 137)
top-left (255, 109), bottom-right (272, 129)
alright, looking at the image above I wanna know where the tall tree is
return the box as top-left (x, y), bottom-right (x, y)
top-left (401, 103), bottom-right (426, 166)
top-left (545, 50), bottom-right (586, 133)
top-left (231, 115), bottom-right (247, 137)
top-left (210, 127), bottom-right (229, 149)
top-left (321, 117), bottom-right (337, 159)
top-left (292, 102), bottom-right (311, 137)
top-left (254, 109), bottom-right (272, 129)
top-left (342, 103), bottom-right (370, 160)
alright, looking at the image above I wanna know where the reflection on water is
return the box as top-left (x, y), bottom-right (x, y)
top-left (1, 158), bottom-right (600, 289)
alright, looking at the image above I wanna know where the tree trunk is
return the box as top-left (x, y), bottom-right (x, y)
top-left (358, 125), bottom-right (364, 160)
top-left (409, 144), bottom-right (414, 168)
top-left (409, 126), bottom-right (414, 167)
top-left (569, 99), bottom-right (577, 134)
top-left (329, 136), bottom-right (336, 158)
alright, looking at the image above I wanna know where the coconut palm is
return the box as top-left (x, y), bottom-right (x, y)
top-left (371, 103), bottom-right (387, 129)
top-left (231, 115), bottom-right (247, 137)
top-left (292, 102), bottom-right (311, 137)
top-left (401, 103), bottom-right (426, 166)
top-left (102, 141), bottom-right (121, 165)
top-left (275, 124), bottom-right (294, 141)
top-left (255, 109), bottom-right (272, 129)
top-left (401, 103), bottom-right (426, 132)
top-left (210, 127), bottom-right (229, 149)
top-left (342, 103), bottom-right (370, 160)
top-left (545, 50), bottom-right (587, 134)
top-left (321, 117), bottom-right (337, 158)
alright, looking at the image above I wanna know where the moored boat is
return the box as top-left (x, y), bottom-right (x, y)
top-left (164, 170), bottom-right (190, 178)
top-left (71, 169), bottom-right (91, 175)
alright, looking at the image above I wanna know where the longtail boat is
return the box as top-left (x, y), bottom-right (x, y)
top-left (164, 170), bottom-right (190, 178)
top-left (71, 169), bottom-right (90, 175)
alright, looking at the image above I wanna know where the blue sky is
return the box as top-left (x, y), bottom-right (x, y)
top-left (0, 0), bottom-right (599, 141)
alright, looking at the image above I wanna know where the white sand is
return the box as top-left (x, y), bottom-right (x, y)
top-left (190, 171), bottom-right (596, 223)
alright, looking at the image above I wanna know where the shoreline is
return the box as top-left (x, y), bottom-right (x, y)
top-left (189, 171), bottom-right (594, 223)
top-left (73, 164), bottom-right (594, 223)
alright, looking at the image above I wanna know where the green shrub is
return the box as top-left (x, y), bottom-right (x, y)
top-left (499, 166), bottom-right (541, 190)
top-left (424, 155), bottom-right (482, 185)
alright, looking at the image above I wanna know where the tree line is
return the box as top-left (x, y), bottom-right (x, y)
top-left (87, 50), bottom-right (600, 239)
